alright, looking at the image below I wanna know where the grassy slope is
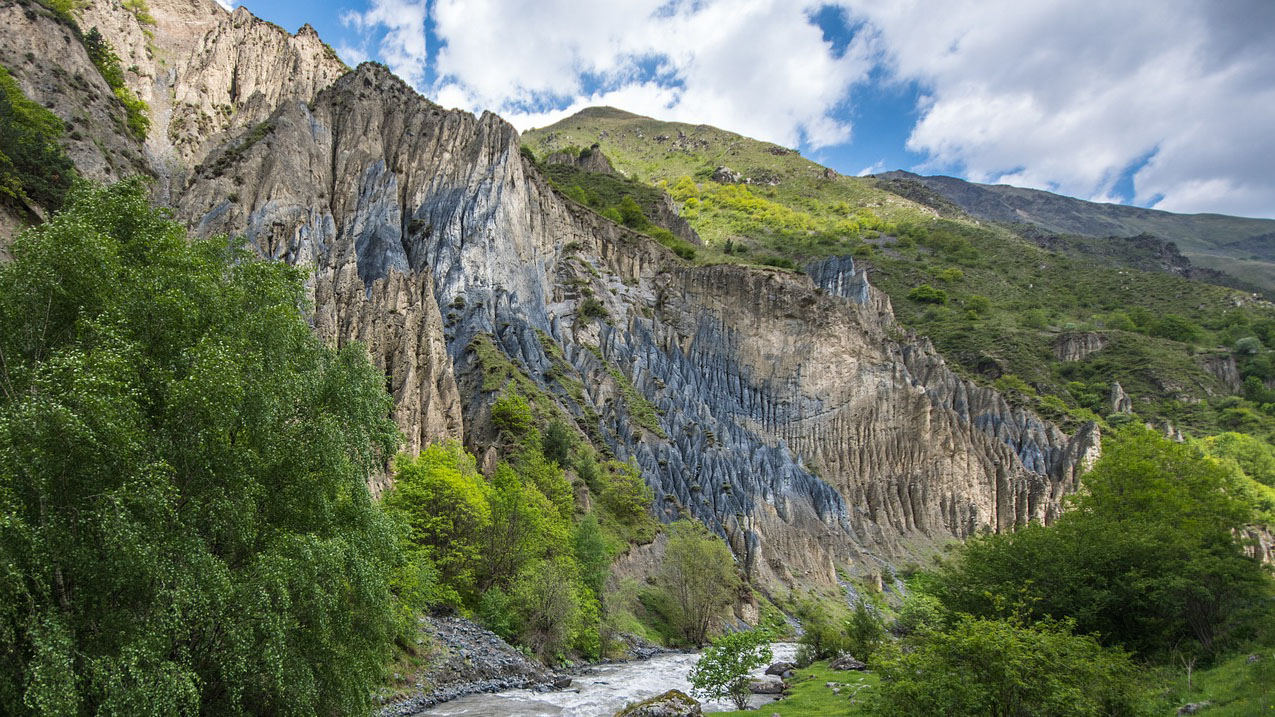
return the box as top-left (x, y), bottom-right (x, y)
top-left (714, 661), bottom-right (878, 717)
top-left (524, 110), bottom-right (1275, 438)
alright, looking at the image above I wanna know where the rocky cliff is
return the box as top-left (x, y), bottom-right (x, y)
top-left (2, 0), bottom-right (1101, 588)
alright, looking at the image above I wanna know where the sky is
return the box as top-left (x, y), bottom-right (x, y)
top-left (234, 0), bottom-right (1275, 219)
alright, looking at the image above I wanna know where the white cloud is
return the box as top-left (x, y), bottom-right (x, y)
top-left (341, 0), bottom-right (429, 86)
top-left (856, 160), bottom-right (885, 177)
top-left (838, 0), bottom-right (1275, 217)
top-left (213, 0), bottom-right (234, 11)
top-left (428, 0), bottom-right (872, 149)
top-left (335, 43), bottom-right (370, 67)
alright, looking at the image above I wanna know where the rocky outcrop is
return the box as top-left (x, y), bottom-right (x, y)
top-left (380, 617), bottom-right (561, 716)
top-left (168, 62), bottom-right (1102, 586)
top-left (1196, 353), bottom-right (1242, 393)
top-left (1053, 332), bottom-right (1106, 361)
top-left (1109, 382), bottom-right (1133, 414)
top-left (547, 143), bottom-right (616, 175)
top-left (616, 689), bottom-right (702, 717)
top-left (0, 0), bottom-right (151, 184)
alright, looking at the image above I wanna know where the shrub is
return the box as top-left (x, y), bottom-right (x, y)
top-left (491, 392), bottom-right (535, 438)
top-left (579, 297), bottom-right (609, 320)
top-left (907, 284), bottom-right (948, 304)
top-left (869, 616), bottom-right (1149, 716)
top-left (0, 64), bottom-right (74, 212)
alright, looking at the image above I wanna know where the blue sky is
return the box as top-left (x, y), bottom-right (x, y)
top-left (234, 0), bottom-right (1275, 218)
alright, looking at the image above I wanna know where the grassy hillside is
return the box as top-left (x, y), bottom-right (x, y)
top-left (875, 170), bottom-right (1275, 291)
top-left (524, 109), bottom-right (1275, 439)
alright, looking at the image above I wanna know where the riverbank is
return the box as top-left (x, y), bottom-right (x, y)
top-left (413, 643), bottom-right (799, 716)
top-left (378, 617), bottom-right (568, 716)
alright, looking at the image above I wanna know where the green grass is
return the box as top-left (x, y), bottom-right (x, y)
top-left (1154, 649), bottom-right (1275, 715)
top-left (715, 661), bottom-right (879, 716)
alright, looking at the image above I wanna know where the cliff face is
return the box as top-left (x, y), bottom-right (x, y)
top-left (170, 62), bottom-right (1099, 585)
top-left (5, 1), bottom-right (1101, 587)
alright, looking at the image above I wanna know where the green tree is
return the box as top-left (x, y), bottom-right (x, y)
top-left (932, 428), bottom-right (1269, 658)
top-left (869, 616), bottom-right (1149, 717)
top-left (656, 520), bottom-right (740, 646)
top-left (491, 391), bottom-right (534, 438)
top-left (793, 598), bottom-right (848, 666)
top-left (0, 180), bottom-right (402, 715)
top-left (384, 442), bottom-right (491, 605)
top-left (477, 461), bottom-right (565, 591)
top-left (688, 629), bottom-right (773, 710)
top-left (617, 195), bottom-right (648, 229)
top-left (845, 599), bottom-right (887, 662)
top-left (512, 557), bottom-right (583, 660)
top-left (541, 419), bottom-right (573, 466)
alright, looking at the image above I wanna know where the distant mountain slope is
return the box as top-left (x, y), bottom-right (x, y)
top-left (876, 170), bottom-right (1275, 291)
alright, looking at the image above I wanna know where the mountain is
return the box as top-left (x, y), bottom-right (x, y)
top-left (875, 169), bottom-right (1275, 292)
top-left (0, 0), bottom-right (1116, 592)
top-left (9, 0), bottom-right (1275, 589)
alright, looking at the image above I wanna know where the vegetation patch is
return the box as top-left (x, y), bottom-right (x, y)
top-left (0, 64), bottom-right (75, 213)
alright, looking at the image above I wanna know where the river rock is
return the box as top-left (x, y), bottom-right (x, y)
top-left (765, 661), bottom-right (796, 676)
top-left (749, 678), bottom-right (785, 694)
top-left (828, 655), bottom-right (867, 671)
top-left (615, 689), bottom-right (702, 717)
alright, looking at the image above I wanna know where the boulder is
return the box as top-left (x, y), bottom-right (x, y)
top-left (1177, 702), bottom-right (1211, 715)
top-left (711, 166), bottom-right (743, 184)
top-left (828, 655), bottom-right (868, 671)
top-left (749, 678), bottom-right (785, 694)
top-left (764, 661), bottom-right (796, 676)
top-left (616, 689), bottom-right (702, 717)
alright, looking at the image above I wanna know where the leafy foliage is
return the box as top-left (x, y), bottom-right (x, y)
top-left (655, 520), bottom-right (740, 646)
top-left (0, 64), bottom-right (74, 212)
top-left (0, 180), bottom-right (403, 715)
top-left (931, 428), bottom-right (1270, 659)
top-left (688, 629), bottom-right (773, 710)
top-left (869, 616), bottom-right (1150, 717)
top-left (83, 28), bottom-right (149, 140)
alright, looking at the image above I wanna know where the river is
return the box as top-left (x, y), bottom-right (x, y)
top-left (417, 643), bottom-right (797, 716)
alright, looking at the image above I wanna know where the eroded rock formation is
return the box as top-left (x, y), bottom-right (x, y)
top-left (2, 0), bottom-right (1103, 588)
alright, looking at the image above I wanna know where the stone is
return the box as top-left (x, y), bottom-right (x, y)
top-left (828, 655), bottom-right (868, 671)
top-left (711, 166), bottom-right (743, 184)
top-left (765, 661), bottom-right (796, 676)
top-left (1109, 382), bottom-right (1133, 415)
top-left (615, 689), bottom-right (702, 717)
top-left (749, 678), bottom-right (785, 694)
top-left (1177, 702), bottom-right (1211, 715)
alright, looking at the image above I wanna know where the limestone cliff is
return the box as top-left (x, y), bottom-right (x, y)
top-left (5, 2), bottom-right (1102, 587)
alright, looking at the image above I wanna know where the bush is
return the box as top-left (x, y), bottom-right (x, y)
top-left (1148, 314), bottom-right (1202, 343)
top-left (794, 599), bottom-right (849, 666)
top-left (541, 419), bottom-right (573, 466)
top-left (83, 28), bottom-right (149, 140)
top-left (845, 600), bottom-right (887, 662)
top-left (688, 629), bottom-right (773, 710)
top-left (579, 297), bottom-right (608, 321)
top-left (907, 284), bottom-right (948, 304)
top-left (491, 392), bottom-right (534, 438)
top-left (869, 616), bottom-right (1150, 716)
